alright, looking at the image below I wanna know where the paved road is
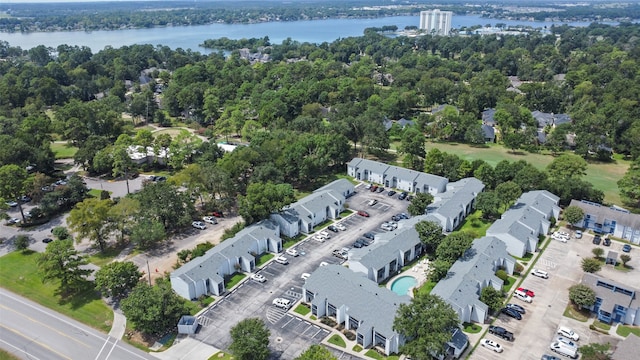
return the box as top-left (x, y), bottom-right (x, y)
top-left (0, 289), bottom-right (155, 360)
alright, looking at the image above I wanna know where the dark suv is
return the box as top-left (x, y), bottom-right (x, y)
top-left (488, 326), bottom-right (514, 341)
top-left (501, 307), bottom-right (522, 320)
top-left (593, 235), bottom-right (602, 245)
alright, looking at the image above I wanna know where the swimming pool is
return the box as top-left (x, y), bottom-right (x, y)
top-left (390, 276), bottom-right (417, 296)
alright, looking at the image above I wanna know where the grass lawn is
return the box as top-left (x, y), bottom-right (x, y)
top-left (208, 351), bottom-right (234, 360)
top-left (512, 253), bottom-right (534, 262)
top-left (0, 348), bottom-right (20, 360)
top-left (87, 246), bottom-right (124, 267)
top-left (563, 304), bottom-right (590, 322)
top-left (294, 304), bottom-right (311, 316)
top-left (225, 273), bottom-right (246, 289)
top-left (282, 233), bottom-right (306, 249)
top-left (502, 276), bottom-right (517, 293)
top-left (616, 325), bottom-right (640, 337)
top-left (0, 251), bottom-right (113, 332)
top-left (592, 320), bottom-right (611, 331)
top-left (328, 334), bottom-right (346, 348)
top-left (457, 211), bottom-right (492, 238)
top-left (423, 141), bottom-right (629, 205)
top-left (364, 349), bottom-right (383, 359)
top-left (352, 345), bottom-right (363, 352)
top-left (51, 142), bottom-right (79, 159)
top-left (463, 322), bottom-right (482, 333)
top-left (152, 128), bottom-right (188, 138)
top-left (417, 281), bottom-right (436, 295)
top-left (256, 253), bottom-right (274, 267)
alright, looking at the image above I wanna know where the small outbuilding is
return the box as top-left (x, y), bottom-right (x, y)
top-left (606, 251), bottom-right (618, 266)
top-left (177, 315), bottom-right (199, 334)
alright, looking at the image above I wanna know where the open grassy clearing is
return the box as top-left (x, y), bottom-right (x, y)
top-left (152, 128), bottom-right (187, 138)
top-left (50, 142), bottom-right (79, 159)
top-left (0, 251), bottom-right (113, 332)
top-left (456, 210), bottom-right (492, 238)
top-left (423, 141), bottom-right (628, 205)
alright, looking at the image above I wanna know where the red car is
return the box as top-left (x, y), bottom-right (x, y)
top-left (357, 210), bottom-right (370, 217)
top-left (211, 211), bottom-right (224, 217)
top-left (517, 287), bottom-right (535, 297)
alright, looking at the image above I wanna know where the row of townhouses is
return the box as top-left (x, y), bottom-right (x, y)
top-left (569, 200), bottom-right (640, 244)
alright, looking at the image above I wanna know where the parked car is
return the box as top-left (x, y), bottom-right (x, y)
top-left (501, 307), bottom-right (522, 320)
top-left (352, 241), bottom-right (363, 248)
top-left (541, 355), bottom-right (562, 360)
top-left (42, 238), bottom-right (53, 243)
top-left (5, 201), bottom-right (18, 208)
top-left (517, 287), bottom-right (535, 297)
top-left (398, 192), bottom-right (408, 200)
top-left (623, 244), bottom-right (632, 253)
top-left (387, 190), bottom-right (396, 197)
top-left (514, 291), bottom-right (533, 303)
top-left (358, 238), bottom-right (372, 246)
top-left (480, 338), bottom-right (503, 353)
top-left (275, 255), bottom-right (289, 265)
top-left (370, 185), bottom-right (378, 192)
top-left (574, 230), bottom-right (582, 239)
top-left (505, 303), bottom-right (526, 314)
top-left (272, 298), bottom-right (291, 309)
top-left (603, 237), bottom-right (611, 246)
top-left (550, 341), bottom-right (578, 358)
top-left (313, 235), bottom-right (326, 243)
top-left (381, 223), bottom-right (394, 231)
top-left (557, 327), bottom-right (580, 341)
top-left (191, 221), bottom-right (206, 230)
top-left (211, 211), bottom-right (224, 217)
top-left (327, 225), bottom-right (339, 232)
top-left (251, 273), bottom-right (267, 283)
top-left (531, 268), bottom-right (549, 279)
top-left (593, 235), bottom-right (602, 245)
top-left (202, 216), bottom-right (217, 224)
top-left (376, 187), bottom-right (385, 193)
top-left (332, 249), bottom-right (347, 260)
top-left (363, 232), bottom-right (375, 240)
top-left (6, 218), bottom-right (20, 225)
top-left (406, 195), bottom-right (414, 201)
top-left (318, 230), bottom-right (331, 238)
top-left (301, 273), bottom-right (311, 280)
top-left (365, 183), bottom-right (372, 190)
top-left (488, 326), bottom-right (514, 341)
top-left (285, 248), bottom-right (299, 257)
top-left (368, 199), bottom-right (378, 206)
top-left (555, 336), bottom-right (578, 349)
top-left (357, 210), bottom-right (370, 217)
top-left (335, 223), bottom-right (347, 231)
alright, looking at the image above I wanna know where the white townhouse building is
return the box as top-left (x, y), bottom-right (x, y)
top-left (170, 220), bottom-right (282, 300)
top-left (347, 158), bottom-right (448, 195)
top-left (486, 190), bottom-right (560, 257)
top-left (431, 236), bottom-right (515, 324)
top-left (427, 178), bottom-right (485, 232)
top-left (569, 200), bottom-right (640, 244)
top-left (303, 265), bottom-right (411, 355)
top-left (270, 179), bottom-right (353, 238)
top-left (349, 216), bottom-right (426, 283)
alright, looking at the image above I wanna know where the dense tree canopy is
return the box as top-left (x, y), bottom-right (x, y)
top-left (229, 318), bottom-right (271, 360)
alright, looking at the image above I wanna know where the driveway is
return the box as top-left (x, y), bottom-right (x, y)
top-left (191, 184), bottom-right (410, 359)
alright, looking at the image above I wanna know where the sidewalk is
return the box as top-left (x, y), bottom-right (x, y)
top-left (152, 336), bottom-right (220, 360)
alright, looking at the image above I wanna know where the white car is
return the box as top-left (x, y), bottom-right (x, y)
top-left (285, 248), bottom-right (299, 257)
top-left (368, 199), bottom-right (377, 206)
top-left (335, 223), bottom-right (346, 231)
top-left (202, 216), bottom-right (217, 224)
top-left (275, 255), bottom-right (289, 265)
top-left (480, 338), bottom-right (503, 353)
top-left (318, 230), bottom-right (331, 238)
top-left (555, 336), bottom-right (577, 349)
top-left (531, 268), bottom-right (549, 279)
top-left (313, 236), bottom-right (326, 243)
top-left (574, 230), bottom-right (583, 239)
top-left (301, 273), bottom-right (311, 280)
top-left (557, 327), bottom-right (580, 341)
top-left (191, 221), bottom-right (206, 230)
top-left (272, 298), bottom-right (291, 309)
top-left (251, 273), bottom-right (267, 283)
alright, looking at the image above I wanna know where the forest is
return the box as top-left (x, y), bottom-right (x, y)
top-left (2, 1), bottom-right (640, 33)
top-left (1, 22), bottom-right (640, 231)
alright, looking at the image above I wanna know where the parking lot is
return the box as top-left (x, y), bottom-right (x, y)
top-left (193, 182), bottom-right (411, 359)
top-left (471, 228), bottom-right (633, 360)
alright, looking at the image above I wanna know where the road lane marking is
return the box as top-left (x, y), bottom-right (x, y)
top-left (0, 323), bottom-right (72, 360)
top-left (0, 303), bottom-right (91, 348)
top-left (0, 337), bottom-right (42, 360)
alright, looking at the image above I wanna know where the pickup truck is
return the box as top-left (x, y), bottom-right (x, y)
top-left (332, 249), bottom-right (347, 260)
top-left (488, 326), bottom-right (514, 341)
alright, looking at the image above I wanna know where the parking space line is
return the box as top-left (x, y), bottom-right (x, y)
top-left (280, 317), bottom-right (295, 329)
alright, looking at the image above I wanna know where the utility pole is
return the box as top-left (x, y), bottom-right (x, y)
top-left (146, 260), bottom-right (151, 285)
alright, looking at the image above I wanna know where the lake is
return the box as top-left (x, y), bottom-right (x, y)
top-left (1, 14), bottom-right (608, 52)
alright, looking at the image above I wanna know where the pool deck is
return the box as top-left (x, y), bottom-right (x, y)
top-left (386, 258), bottom-right (430, 297)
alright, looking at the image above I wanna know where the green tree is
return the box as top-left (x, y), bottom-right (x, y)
top-left (134, 182), bottom-right (194, 232)
top-left (618, 158), bottom-right (640, 209)
top-left (582, 258), bottom-right (602, 273)
top-left (67, 198), bottom-right (113, 252)
top-left (14, 235), bottom-right (30, 252)
top-left (407, 193), bottom-right (434, 216)
top-left (130, 219), bottom-right (166, 250)
top-left (239, 182), bottom-right (296, 224)
top-left (494, 181), bottom-right (522, 210)
top-left (229, 318), bottom-right (271, 360)
top-left (295, 345), bottom-right (337, 360)
top-left (399, 127), bottom-right (426, 170)
top-left (592, 247), bottom-right (605, 260)
top-left (95, 261), bottom-right (141, 299)
top-left (479, 286), bottom-right (504, 313)
top-left (563, 205), bottom-right (585, 227)
top-left (120, 279), bottom-right (189, 335)
top-left (620, 254), bottom-right (631, 267)
top-left (108, 197), bottom-right (141, 244)
top-left (393, 293), bottom-right (460, 359)
top-left (474, 163), bottom-right (496, 189)
top-left (111, 146), bottom-right (136, 194)
top-left (568, 284), bottom-right (596, 308)
top-left (52, 226), bottom-right (71, 240)
top-left (578, 342), bottom-right (611, 360)
top-left (0, 164), bottom-right (30, 223)
top-left (428, 259), bottom-right (451, 283)
top-left (547, 154), bottom-right (588, 181)
top-left (37, 239), bottom-right (92, 295)
top-left (415, 220), bottom-right (444, 254)
top-left (436, 232), bottom-right (474, 263)
top-left (475, 191), bottom-right (502, 219)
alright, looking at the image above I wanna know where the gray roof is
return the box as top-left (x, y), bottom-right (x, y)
top-left (482, 108), bottom-right (496, 125)
top-left (305, 265), bottom-right (411, 337)
top-left (349, 158), bottom-right (448, 190)
top-left (482, 124), bottom-right (495, 139)
top-left (554, 114), bottom-right (571, 126)
top-left (537, 130), bottom-right (547, 144)
top-left (612, 334), bottom-right (640, 360)
top-left (569, 200), bottom-right (640, 230)
top-left (532, 111), bottom-right (554, 128)
top-left (433, 178), bottom-right (485, 220)
top-left (449, 327), bottom-right (469, 352)
top-left (582, 273), bottom-right (639, 314)
top-left (383, 117), bottom-right (393, 131)
top-left (397, 118), bottom-right (414, 128)
top-left (315, 178), bottom-right (354, 195)
top-left (488, 191), bottom-right (559, 243)
top-left (348, 158), bottom-right (363, 169)
top-left (290, 190), bottom-right (341, 218)
top-left (350, 158), bottom-right (390, 176)
top-left (414, 172), bottom-right (449, 190)
top-left (432, 236), bottom-right (512, 318)
top-left (350, 224), bottom-right (422, 270)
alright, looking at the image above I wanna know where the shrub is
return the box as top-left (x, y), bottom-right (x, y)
top-left (514, 263), bottom-right (524, 274)
top-left (320, 316), bottom-right (337, 327)
top-left (495, 269), bottom-right (508, 281)
top-left (52, 226), bottom-right (70, 240)
top-left (343, 330), bottom-right (356, 341)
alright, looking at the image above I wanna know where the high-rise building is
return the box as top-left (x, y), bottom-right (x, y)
top-left (419, 9), bottom-right (453, 36)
